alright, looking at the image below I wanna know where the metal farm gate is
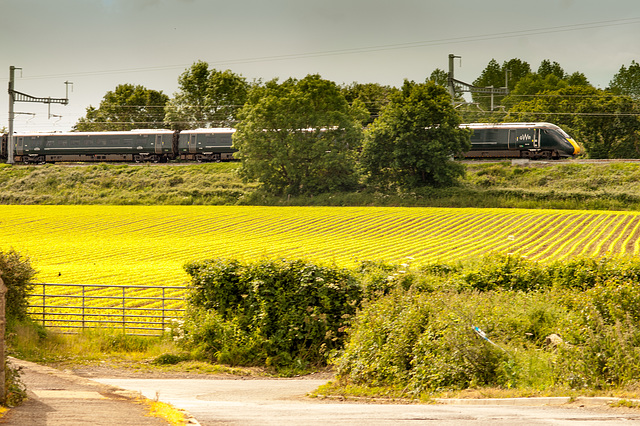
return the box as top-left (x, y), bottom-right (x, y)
top-left (27, 283), bottom-right (187, 336)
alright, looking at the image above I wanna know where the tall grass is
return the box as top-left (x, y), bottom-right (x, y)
top-left (3, 161), bottom-right (640, 209)
top-left (0, 163), bottom-right (257, 205)
top-left (8, 321), bottom-right (176, 364)
top-left (333, 254), bottom-right (640, 396)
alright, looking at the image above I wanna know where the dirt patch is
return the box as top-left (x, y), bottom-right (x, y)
top-left (65, 361), bottom-right (336, 382)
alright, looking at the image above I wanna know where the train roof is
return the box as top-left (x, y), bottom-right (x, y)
top-left (10, 128), bottom-right (236, 137)
top-left (460, 122), bottom-right (561, 130)
top-left (12, 129), bottom-right (175, 137)
top-left (180, 128), bottom-right (236, 134)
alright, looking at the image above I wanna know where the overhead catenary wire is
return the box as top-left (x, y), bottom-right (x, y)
top-left (2, 17), bottom-right (639, 82)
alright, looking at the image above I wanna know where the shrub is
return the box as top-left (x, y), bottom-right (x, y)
top-left (336, 290), bottom-right (522, 393)
top-left (335, 255), bottom-right (640, 394)
top-left (183, 258), bottom-right (362, 372)
top-left (0, 249), bottom-right (37, 322)
top-left (461, 254), bottom-right (551, 292)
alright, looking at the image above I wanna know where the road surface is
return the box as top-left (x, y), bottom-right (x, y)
top-left (93, 377), bottom-right (640, 425)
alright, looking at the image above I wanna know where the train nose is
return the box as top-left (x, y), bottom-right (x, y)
top-left (568, 138), bottom-right (580, 155)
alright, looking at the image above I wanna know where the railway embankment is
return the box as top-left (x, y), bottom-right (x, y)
top-left (2, 160), bottom-right (640, 210)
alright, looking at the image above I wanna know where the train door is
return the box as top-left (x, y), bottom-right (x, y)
top-left (16, 137), bottom-right (24, 155)
top-left (533, 129), bottom-right (540, 148)
top-left (509, 128), bottom-right (537, 149)
top-left (155, 135), bottom-right (163, 154)
top-left (188, 134), bottom-right (197, 154)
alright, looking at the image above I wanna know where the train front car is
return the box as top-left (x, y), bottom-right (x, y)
top-left (463, 122), bottom-right (579, 160)
top-left (540, 124), bottom-right (581, 158)
top-left (12, 130), bottom-right (176, 164)
top-left (177, 128), bottom-right (237, 162)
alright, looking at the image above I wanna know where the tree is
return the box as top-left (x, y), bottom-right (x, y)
top-left (573, 93), bottom-right (640, 158)
top-left (360, 80), bottom-right (470, 189)
top-left (506, 86), bottom-right (640, 158)
top-left (0, 249), bottom-right (36, 322)
top-left (428, 68), bottom-right (449, 87)
top-left (609, 61), bottom-right (640, 99)
top-left (341, 82), bottom-right (397, 126)
top-left (74, 84), bottom-right (169, 131)
top-left (233, 75), bottom-right (366, 196)
top-left (503, 58), bottom-right (532, 90)
top-left (537, 60), bottom-right (566, 80)
top-left (472, 58), bottom-right (531, 111)
top-left (164, 61), bottom-right (249, 130)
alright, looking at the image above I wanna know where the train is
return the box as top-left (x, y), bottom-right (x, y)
top-left (0, 128), bottom-right (236, 164)
top-left (462, 122), bottom-right (581, 159)
top-left (0, 122), bottom-right (580, 164)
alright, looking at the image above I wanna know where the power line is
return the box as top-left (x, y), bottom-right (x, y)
top-left (3, 17), bottom-right (639, 82)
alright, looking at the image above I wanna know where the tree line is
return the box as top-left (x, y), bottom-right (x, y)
top-left (74, 58), bottom-right (640, 195)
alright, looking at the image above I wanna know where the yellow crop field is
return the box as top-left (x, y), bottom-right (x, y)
top-left (1, 205), bottom-right (640, 289)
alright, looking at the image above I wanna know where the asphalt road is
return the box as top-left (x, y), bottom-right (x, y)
top-left (94, 377), bottom-right (640, 425)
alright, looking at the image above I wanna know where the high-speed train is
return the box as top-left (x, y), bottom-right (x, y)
top-left (462, 122), bottom-right (581, 159)
top-left (0, 128), bottom-right (236, 164)
top-left (0, 122), bottom-right (580, 164)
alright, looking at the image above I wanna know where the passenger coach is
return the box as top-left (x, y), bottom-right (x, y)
top-left (3, 128), bottom-right (236, 164)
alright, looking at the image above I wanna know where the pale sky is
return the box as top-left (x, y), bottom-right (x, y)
top-left (2, 0), bottom-right (639, 132)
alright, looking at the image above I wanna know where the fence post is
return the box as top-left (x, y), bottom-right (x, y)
top-left (42, 283), bottom-right (46, 327)
top-left (162, 287), bottom-right (166, 334)
top-left (0, 271), bottom-right (7, 404)
top-left (82, 285), bottom-right (85, 331)
top-left (122, 286), bottom-right (126, 334)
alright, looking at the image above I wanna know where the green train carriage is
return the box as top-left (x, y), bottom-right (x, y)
top-left (462, 122), bottom-right (581, 159)
top-left (4, 128), bottom-right (237, 164)
top-left (12, 130), bottom-right (176, 164)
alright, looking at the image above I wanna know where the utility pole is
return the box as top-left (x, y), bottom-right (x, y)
top-left (0, 271), bottom-right (6, 404)
top-left (446, 54), bottom-right (509, 109)
top-left (7, 66), bottom-right (70, 164)
top-left (7, 66), bottom-right (19, 165)
top-left (447, 54), bottom-right (461, 102)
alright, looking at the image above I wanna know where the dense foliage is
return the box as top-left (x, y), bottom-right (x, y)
top-left (70, 56), bottom-right (640, 164)
top-left (179, 253), bottom-right (640, 389)
top-left (0, 249), bottom-right (37, 322)
top-left (360, 81), bottom-right (470, 188)
top-left (182, 258), bottom-right (362, 372)
top-left (234, 75), bottom-right (366, 196)
top-left (335, 255), bottom-right (640, 394)
top-left (163, 61), bottom-right (249, 130)
top-left (505, 86), bottom-right (640, 159)
top-left (74, 84), bottom-right (169, 131)
top-left (609, 60), bottom-right (640, 99)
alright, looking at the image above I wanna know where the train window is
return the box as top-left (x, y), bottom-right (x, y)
top-left (71, 140), bottom-right (81, 147)
top-left (46, 141), bottom-right (55, 147)
top-left (470, 131), bottom-right (482, 142)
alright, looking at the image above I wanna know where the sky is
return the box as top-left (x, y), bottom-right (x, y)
top-left (1, 0), bottom-right (639, 132)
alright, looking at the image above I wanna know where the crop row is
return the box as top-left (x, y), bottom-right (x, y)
top-left (2, 205), bottom-right (639, 291)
